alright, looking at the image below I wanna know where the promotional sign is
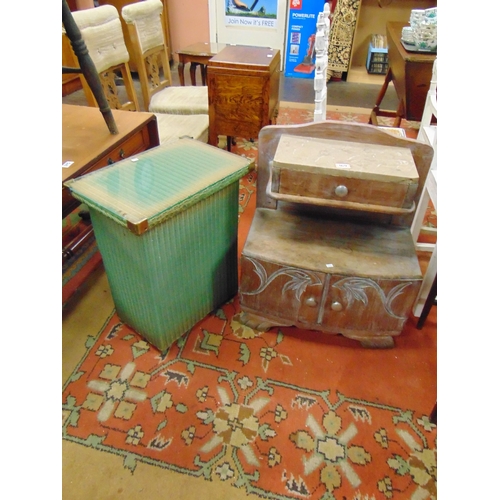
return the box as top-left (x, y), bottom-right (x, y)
top-left (224, 0), bottom-right (279, 29)
top-left (284, 0), bottom-right (325, 78)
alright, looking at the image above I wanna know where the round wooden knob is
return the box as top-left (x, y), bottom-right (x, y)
top-left (305, 297), bottom-right (317, 307)
top-left (334, 185), bottom-right (348, 197)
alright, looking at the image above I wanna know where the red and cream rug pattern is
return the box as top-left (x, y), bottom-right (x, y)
top-left (63, 305), bottom-right (436, 500)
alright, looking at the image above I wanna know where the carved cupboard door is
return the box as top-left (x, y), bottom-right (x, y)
top-left (321, 275), bottom-right (421, 333)
top-left (239, 256), bottom-right (325, 325)
top-left (240, 255), bottom-right (421, 336)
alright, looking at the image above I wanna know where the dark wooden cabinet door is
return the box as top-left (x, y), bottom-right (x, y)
top-left (321, 275), bottom-right (421, 334)
top-left (240, 255), bottom-right (421, 338)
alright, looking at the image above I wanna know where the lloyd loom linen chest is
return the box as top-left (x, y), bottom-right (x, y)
top-left (238, 123), bottom-right (433, 348)
top-left (65, 139), bottom-right (253, 351)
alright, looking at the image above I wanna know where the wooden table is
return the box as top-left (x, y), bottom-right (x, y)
top-left (177, 42), bottom-right (225, 86)
top-left (207, 45), bottom-right (280, 149)
top-left (370, 21), bottom-right (436, 126)
top-left (62, 104), bottom-right (159, 259)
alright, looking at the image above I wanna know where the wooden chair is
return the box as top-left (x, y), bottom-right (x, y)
top-left (121, 0), bottom-right (208, 115)
top-left (70, 4), bottom-right (208, 144)
top-left (62, 0), bottom-right (118, 135)
top-left (411, 58), bottom-right (437, 321)
top-left (70, 4), bottom-right (140, 112)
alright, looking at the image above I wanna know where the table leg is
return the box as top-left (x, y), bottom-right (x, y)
top-left (201, 65), bottom-right (208, 86)
top-left (416, 275), bottom-right (437, 329)
top-left (62, 223), bottom-right (94, 263)
top-left (393, 99), bottom-right (404, 127)
top-left (369, 67), bottom-right (405, 127)
top-left (178, 60), bottom-right (186, 86)
top-left (369, 68), bottom-right (392, 126)
top-left (429, 402), bottom-right (437, 425)
top-left (190, 63), bottom-right (198, 86)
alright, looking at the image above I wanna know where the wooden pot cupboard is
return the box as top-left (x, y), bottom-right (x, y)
top-left (237, 121), bottom-right (434, 348)
top-left (207, 45), bottom-right (280, 149)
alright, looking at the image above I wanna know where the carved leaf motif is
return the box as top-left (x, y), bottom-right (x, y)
top-left (101, 71), bottom-right (121, 109)
top-left (386, 282), bottom-right (412, 309)
top-left (333, 277), bottom-right (409, 319)
top-left (334, 278), bottom-right (372, 309)
top-left (282, 270), bottom-right (318, 301)
top-left (248, 258), bottom-right (268, 288)
top-left (382, 281), bottom-right (412, 319)
top-left (146, 55), bottom-right (161, 88)
top-left (242, 258), bottom-right (321, 302)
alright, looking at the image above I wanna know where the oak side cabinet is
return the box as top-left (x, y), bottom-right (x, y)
top-left (237, 121), bottom-right (434, 348)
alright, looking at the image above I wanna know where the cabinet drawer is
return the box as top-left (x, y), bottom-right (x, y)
top-left (277, 169), bottom-right (415, 209)
top-left (307, 275), bottom-right (421, 333)
top-left (271, 134), bottom-right (419, 213)
top-left (92, 126), bottom-right (152, 169)
top-left (62, 123), bottom-right (156, 218)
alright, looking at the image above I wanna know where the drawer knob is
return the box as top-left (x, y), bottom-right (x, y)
top-left (305, 297), bottom-right (317, 307)
top-left (331, 301), bottom-right (343, 312)
top-left (335, 185), bottom-right (348, 197)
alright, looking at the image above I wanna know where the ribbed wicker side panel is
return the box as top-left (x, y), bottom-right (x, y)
top-left (89, 182), bottom-right (239, 351)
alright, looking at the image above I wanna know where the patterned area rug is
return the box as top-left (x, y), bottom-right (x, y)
top-left (63, 307), bottom-right (436, 499)
top-left (63, 111), bottom-right (436, 499)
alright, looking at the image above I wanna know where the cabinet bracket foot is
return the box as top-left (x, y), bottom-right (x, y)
top-left (234, 311), bottom-right (291, 332)
top-left (358, 335), bottom-right (395, 349)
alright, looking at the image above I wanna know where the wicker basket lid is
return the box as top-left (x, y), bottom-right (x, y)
top-left (64, 138), bottom-right (253, 235)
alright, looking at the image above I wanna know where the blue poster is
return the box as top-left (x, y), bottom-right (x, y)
top-left (225, 0), bottom-right (279, 29)
top-left (285, 0), bottom-right (326, 78)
